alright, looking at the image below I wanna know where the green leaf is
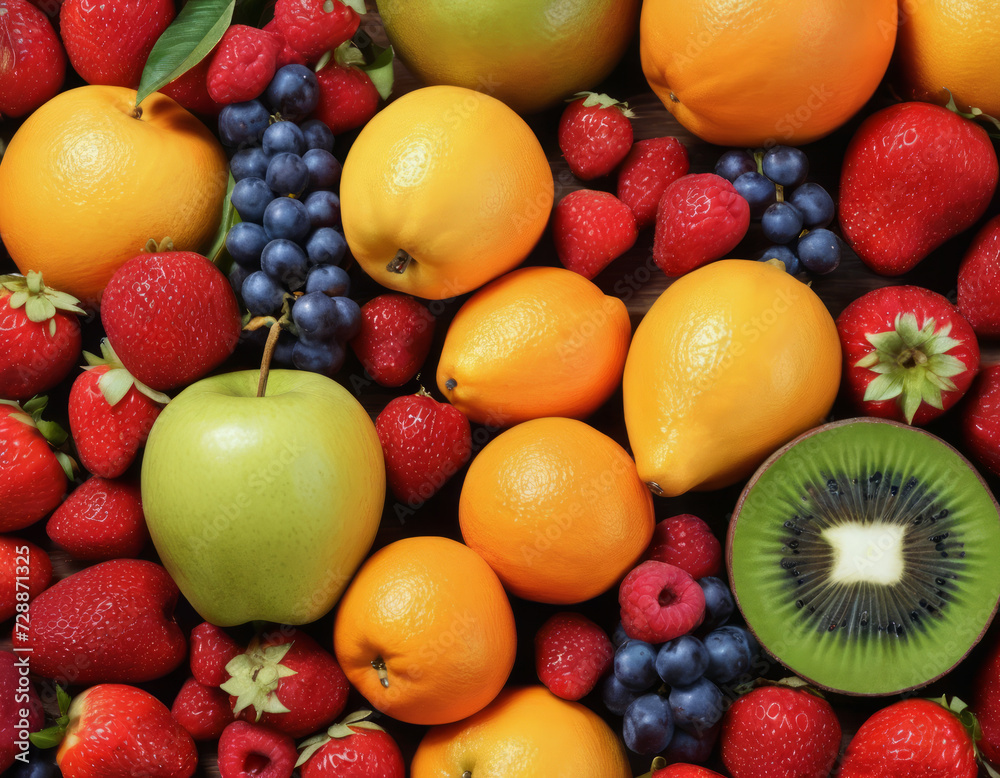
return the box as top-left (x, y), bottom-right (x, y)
top-left (342, 0), bottom-right (367, 14)
top-left (98, 369), bottom-right (135, 407)
top-left (136, 0), bottom-right (236, 105)
top-left (863, 372), bottom-right (905, 403)
top-left (206, 172), bottom-right (240, 271)
top-left (29, 725), bottom-right (65, 750)
top-left (360, 44), bottom-right (395, 101)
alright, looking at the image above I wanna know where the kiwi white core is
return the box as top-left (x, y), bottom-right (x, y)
top-left (823, 523), bottom-right (906, 586)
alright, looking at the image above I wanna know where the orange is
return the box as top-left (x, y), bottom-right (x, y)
top-left (892, 0), bottom-right (1000, 117)
top-left (0, 85), bottom-right (228, 307)
top-left (459, 417), bottom-right (654, 604)
top-left (435, 266), bottom-right (630, 426)
top-left (623, 259), bottom-right (841, 497)
top-left (340, 86), bottom-right (553, 300)
top-left (332, 535), bottom-right (516, 726)
top-left (639, 0), bottom-right (898, 146)
top-left (378, 0), bottom-right (640, 114)
top-left (411, 686), bottom-right (632, 778)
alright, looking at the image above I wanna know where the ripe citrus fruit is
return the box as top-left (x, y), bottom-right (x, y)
top-left (435, 266), bottom-right (630, 426)
top-left (0, 85), bottom-right (228, 307)
top-left (460, 417), bottom-right (654, 604)
top-left (410, 686), bottom-right (632, 778)
top-left (892, 0), bottom-right (1000, 117)
top-left (639, 0), bottom-right (898, 146)
top-left (340, 85), bottom-right (553, 300)
top-left (378, 0), bottom-right (640, 114)
top-left (332, 535), bottom-right (517, 726)
top-left (623, 259), bottom-right (841, 496)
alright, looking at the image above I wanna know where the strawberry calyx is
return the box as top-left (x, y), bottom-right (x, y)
top-left (1, 395), bottom-right (76, 480)
top-left (636, 756), bottom-right (668, 778)
top-left (942, 88), bottom-right (1000, 137)
top-left (314, 35), bottom-right (395, 101)
top-left (82, 339), bottom-right (171, 407)
top-left (1, 271), bottom-right (85, 333)
top-left (855, 312), bottom-right (968, 424)
top-left (295, 709), bottom-right (384, 767)
top-left (29, 684), bottom-right (73, 750)
top-left (220, 639), bottom-right (298, 721)
top-left (568, 91), bottom-right (636, 118)
top-left (143, 237), bottom-right (175, 253)
top-left (929, 696), bottom-right (1000, 777)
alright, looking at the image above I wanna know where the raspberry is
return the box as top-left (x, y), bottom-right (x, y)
top-left (189, 622), bottom-right (242, 687)
top-left (263, 18), bottom-right (308, 68)
top-left (619, 560), bottom-right (706, 643)
top-left (217, 720), bottom-right (297, 778)
top-left (653, 173), bottom-right (751, 277)
top-left (534, 612), bottom-right (614, 701)
top-left (207, 24), bottom-right (284, 105)
top-left (273, 0), bottom-right (360, 61)
top-left (171, 677), bottom-right (236, 741)
top-left (552, 190), bottom-right (638, 280)
top-left (644, 513), bottom-right (723, 580)
top-left (617, 137), bottom-right (690, 229)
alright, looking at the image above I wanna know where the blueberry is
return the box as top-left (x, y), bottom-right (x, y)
top-left (6, 745), bottom-right (61, 777)
top-left (668, 677), bottom-right (725, 732)
top-left (301, 148), bottom-right (342, 191)
top-left (261, 239), bottom-right (309, 291)
top-left (218, 100), bottom-right (270, 147)
top-left (656, 635), bottom-right (710, 687)
top-left (601, 673), bottom-right (639, 715)
top-left (733, 172), bottom-right (777, 219)
top-left (241, 271), bottom-right (286, 317)
top-left (230, 146), bottom-right (271, 181)
top-left (698, 576), bottom-right (736, 631)
top-left (230, 177), bottom-right (275, 224)
top-left (303, 190), bottom-right (341, 229)
top-left (611, 622), bottom-right (630, 649)
top-left (265, 152), bottom-right (310, 197)
top-left (292, 338), bottom-right (346, 376)
top-left (264, 64), bottom-right (320, 122)
top-left (789, 182), bottom-right (835, 228)
top-left (262, 120), bottom-right (306, 157)
top-left (306, 264), bottom-right (351, 297)
top-left (293, 291), bottom-right (340, 342)
top-left (623, 693), bottom-right (674, 755)
top-left (714, 149), bottom-right (757, 182)
top-left (272, 329), bottom-right (298, 366)
top-left (330, 296), bottom-right (362, 342)
top-left (762, 145), bottom-right (809, 187)
top-left (664, 723), bottom-right (720, 764)
top-left (262, 197), bottom-right (311, 243)
top-left (761, 201), bottom-right (804, 244)
top-left (797, 228), bottom-right (842, 274)
top-left (226, 221), bottom-right (269, 269)
top-left (304, 227), bottom-right (347, 267)
top-left (614, 639), bottom-right (659, 691)
top-left (703, 625), bottom-right (757, 684)
top-left (757, 245), bottom-right (802, 276)
top-left (300, 118), bottom-right (335, 152)
top-left (228, 261), bottom-right (252, 296)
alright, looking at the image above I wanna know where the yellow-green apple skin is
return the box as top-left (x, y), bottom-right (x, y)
top-left (141, 369), bottom-right (385, 627)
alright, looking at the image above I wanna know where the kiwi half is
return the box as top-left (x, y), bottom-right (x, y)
top-left (727, 417), bottom-right (1000, 696)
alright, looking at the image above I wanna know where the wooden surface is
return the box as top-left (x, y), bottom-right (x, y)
top-left (4, 4), bottom-right (1000, 776)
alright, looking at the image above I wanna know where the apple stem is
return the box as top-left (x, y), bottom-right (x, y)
top-left (386, 249), bottom-right (412, 274)
top-left (257, 321), bottom-right (282, 398)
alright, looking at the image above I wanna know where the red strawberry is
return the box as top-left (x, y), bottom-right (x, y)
top-left (838, 697), bottom-right (978, 777)
top-left (171, 676), bottom-right (236, 741)
top-left (957, 214), bottom-right (1000, 338)
top-left (25, 0), bottom-right (62, 17)
top-left (263, 18), bottom-right (309, 68)
top-left (38, 683), bottom-right (198, 777)
top-left (207, 24), bottom-right (285, 105)
top-left (839, 102), bottom-right (999, 275)
top-left (617, 137), bottom-right (690, 229)
top-left (836, 285), bottom-right (980, 425)
top-left (653, 173), bottom-right (750, 277)
top-left (0, 397), bottom-right (71, 532)
top-left (312, 60), bottom-right (380, 135)
top-left (643, 514), bottom-right (722, 580)
top-left (558, 92), bottom-right (635, 181)
top-left (273, 0), bottom-right (361, 61)
top-left (46, 475), bottom-right (148, 560)
top-left (534, 612), bottom-right (614, 701)
top-left (0, 272), bottom-right (83, 402)
top-left (0, 0), bottom-right (65, 118)
top-left (350, 294), bottom-right (436, 387)
top-left (375, 390), bottom-right (473, 506)
top-left (160, 55), bottom-right (224, 117)
top-left (218, 720), bottom-right (297, 778)
top-left (190, 621), bottom-right (243, 688)
top-left (652, 765), bottom-right (725, 778)
top-left (972, 630), bottom-right (1000, 767)
top-left (59, 0), bottom-right (174, 89)
top-left (220, 627), bottom-right (350, 738)
top-left (297, 710), bottom-right (406, 778)
top-left (720, 683), bottom-right (841, 778)
top-left (101, 251), bottom-right (242, 392)
top-left (68, 340), bottom-right (168, 478)
top-left (12, 558), bottom-right (186, 684)
top-left (552, 189), bottom-right (638, 280)
top-left (619, 560), bottom-right (706, 643)
top-left (962, 365), bottom-right (1000, 479)
top-left (0, 649), bottom-right (44, 772)
top-left (0, 536), bottom-right (51, 622)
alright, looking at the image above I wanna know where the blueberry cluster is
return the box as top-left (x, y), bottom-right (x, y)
top-left (218, 64), bottom-right (360, 377)
top-left (602, 578), bottom-right (759, 762)
top-left (717, 146), bottom-right (841, 275)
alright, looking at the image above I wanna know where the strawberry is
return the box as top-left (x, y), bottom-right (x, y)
top-left (643, 514), bottom-right (722, 580)
top-left (558, 92), bottom-right (635, 181)
top-left (33, 683), bottom-right (197, 777)
top-left (0, 536), bottom-right (51, 623)
top-left (962, 365), bottom-right (1000, 479)
top-left (617, 137), bottom-right (690, 229)
top-left (67, 340), bottom-right (169, 479)
top-left (0, 0), bottom-right (65, 118)
top-left (839, 101), bottom-right (999, 276)
top-left (350, 294), bottom-right (436, 387)
top-left (160, 56), bottom-right (224, 117)
top-left (838, 697), bottom-right (979, 777)
top-left (836, 285), bottom-right (980, 426)
top-left (312, 60), bottom-right (381, 135)
top-left (720, 682), bottom-right (841, 778)
top-left (101, 251), bottom-right (242, 392)
top-left (220, 627), bottom-right (350, 738)
top-left (296, 710), bottom-right (406, 778)
top-left (552, 189), bottom-right (638, 280)
top-left (263, 18), bottom-right (309, 68)
top-left (272, 0), bottom-right (361, 61)
top-left (534, 612), bottom-right (614, 701)
top-left (374, 390), bottom-right (473, 506)
top-left (219, 720), bottom-right (297, 778)
top-left (0, 272), bottom-right (83, 402)
top-left (171, 676), bottom-right (236, 741)
top-left (957, 214), bottom-right (1000, 338)
top-left (59, 0), bottom-right (174, 89)
top-left (190, 621), bottom-right (243, 688)
top-left (619, 560), bottom-right (706, 643)
top-left (972, 630), bottom-right (1000, 768)
top-left (12, 558), bottom-right (186, 684)
top-left (0, 649), bottom-right (44, 772)
top-left (653, 173), bottom-right (750, 277)
top-left (46, 475), bottom-right (149, 560)
top-left (207, 25), bottom-right (285, 105)
top-left (0, 397), bottom-right (71, 532)
top-left (651, 763), bottom-right (725, 778)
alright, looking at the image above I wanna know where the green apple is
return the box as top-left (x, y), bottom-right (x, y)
top-left (140, 369), bottom-right (385, 626)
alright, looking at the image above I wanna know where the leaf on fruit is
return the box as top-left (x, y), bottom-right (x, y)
top-left (206, 172), bottom-right (239, 271)
top-left (221, 641), bottom-right (297, 719)
top-left (296, 710), bottom-right (384, 767)
top-left (342, 0), bottom-right (367, 14)
top-left (360, 44), bottom-right (394, 101)
top-left (136, 0), bottom-right (236, 106)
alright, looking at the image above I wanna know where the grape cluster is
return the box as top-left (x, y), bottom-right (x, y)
top-left (716, 146), bottom-right (842, 275)
top-left (602, 577), bottom-right (759, 762)
top-left (218, 64), bottom-right (360, 377)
